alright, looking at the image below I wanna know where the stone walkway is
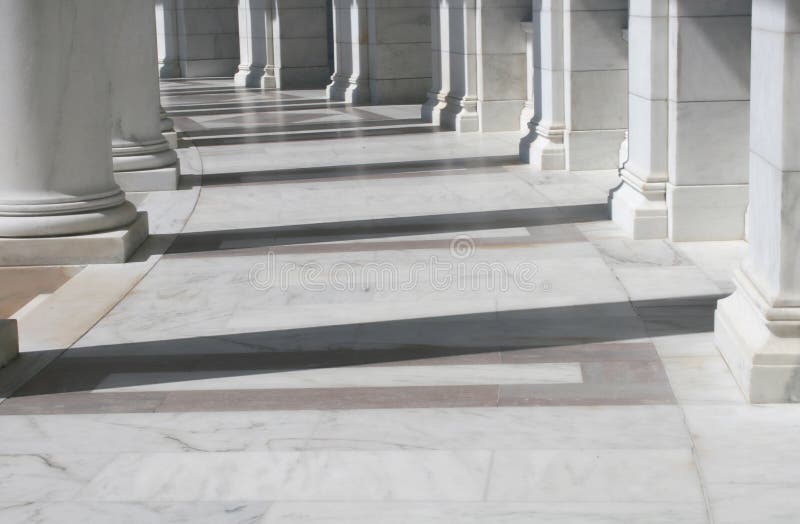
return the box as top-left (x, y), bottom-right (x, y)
top-left (0, 79), bottom-right (797, 523)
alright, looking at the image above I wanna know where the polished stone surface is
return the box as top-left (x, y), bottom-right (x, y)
top-left (0, 79), bottom-right (795, 523)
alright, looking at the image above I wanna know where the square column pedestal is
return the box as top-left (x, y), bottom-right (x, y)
top-left (0, 213), bottom-right (148, 267)
top-left (715, 0), bottom-right (800, 403)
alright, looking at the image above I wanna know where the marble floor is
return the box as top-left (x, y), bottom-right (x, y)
top-left (0, 79), bottom-right (797, 523)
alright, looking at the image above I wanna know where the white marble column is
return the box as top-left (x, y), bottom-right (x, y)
top-left (327, 0), bottom-right (370, 103)
top-left (110, 0), bottom-right (180, 192)
top-left (666, 0), bottom-right (751, 241)
top-left (235, 0), bottom-right (274, 88)
top-left (328, 0), bottom-right (430, 104)
top-left (715, 0), bottom-right (800, 403)
top-left (610, 0), bottom-right (669, 238)
top-left (521, 0), bottom-right (567, 167)
top-left (0, 0), bottom-right (146, 266)
top-left (421, 0), bottom-right (447, 123)
top-left (156, 0), bottom-right (181, 78)
top-left (523, 0), bottom-right (628, 170)
top-left (424, 0), bottom-right (530, 132)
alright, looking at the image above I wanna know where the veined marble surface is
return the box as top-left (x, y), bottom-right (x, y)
top-left (0, 79), bottom-right (794, 523)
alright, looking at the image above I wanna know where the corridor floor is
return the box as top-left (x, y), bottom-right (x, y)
top-left (0, 79), bottom-right (798, 523)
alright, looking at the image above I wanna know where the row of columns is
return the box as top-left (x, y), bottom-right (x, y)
top-left (0, 0), bottom-right (179, 264)
top-left (2, 0), bottom-right (798, 402)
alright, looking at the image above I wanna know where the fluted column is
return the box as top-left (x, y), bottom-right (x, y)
top-left (110, 0), bottom-right (180, 192)
top-left (155, 0), bottom-right (181, 78)
top-left (0, 0), bottom-right (142, 250)
top-left (610, 0), bottom-right (669, 238)
top-left (235, 0), bottom-right (275, 88)
top-left (715, 0), bottom-right (800, 403)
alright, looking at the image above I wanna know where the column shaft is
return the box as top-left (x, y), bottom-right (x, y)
top-left (523, 0), bottom-right (567, 167)
top-left (610, 0), bottom-right (669, 238)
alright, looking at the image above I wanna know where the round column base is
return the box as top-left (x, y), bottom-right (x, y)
top-left (0, 200), bottom-right (138, 238)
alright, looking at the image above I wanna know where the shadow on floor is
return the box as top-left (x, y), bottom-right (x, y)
top-left (197, 156), bottom-right (523, 186)
top-left (4, 295), bottom-right (723, 403)
top-left (163, 204), bottom-right (610, 255)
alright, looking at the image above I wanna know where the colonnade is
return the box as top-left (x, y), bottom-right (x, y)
top-left (0, 0), bottom-right (798, 402)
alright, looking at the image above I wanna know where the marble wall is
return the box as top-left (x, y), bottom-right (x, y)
top-left (328, 0), bottom-right (431, 105)
top-left (237, 0), bottom-right (330, 89)
top-left (173, 0), bottom-right (240, 78)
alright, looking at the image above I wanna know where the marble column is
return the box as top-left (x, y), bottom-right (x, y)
top-left (666, 0), bottom-right (751, 241)
top-left (421, 0), bottom-right (447, 123)
top-left (235, 0), bottom-right (275, 88)
top-left (424, 0), bottom-right (530, 132)
top-left (523, 0), bottom-right (628, 170)
top-left (521, 0), bottom-right (567, 167)
top-left (327, 0), bottom-right (370, 103)
top-left (328, 0), bottom-right (430, 104)
top-left (155, 0), bottom-right (181, 78)
top-left (110, 0), bottom-right (180, 192)
top-left (610, 0), bottom-right (669, 238)
top-left (715, 0), bottom-right (800, 403)
top-left (0, 0), bottom-right (147, 266)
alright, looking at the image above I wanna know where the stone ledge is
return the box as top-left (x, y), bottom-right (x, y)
top-left (0, 213), bottom-right (149, 267)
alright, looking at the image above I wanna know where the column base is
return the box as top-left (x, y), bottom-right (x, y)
top-left (422, 91), bottom-right (447, 125)
top-left (234, 67), bottom-right (276, 89)
top-left (440, 97), bottom-right (479, 133)
top-left (715, 270), bottom-right (800, 403)
top-left (113, 141), bottom-right (180, 192)
top-left (0, 211), bottom-right (148, 267)
top-left (0, 320), bottom-right (18, 369)
top-left (610, 170), bottom-right (668, 239)
top-left (158, 60), bottom-right (181, 79)
top-left (523, 128), bottom-right (566, 170)
top-left (160, 117), bottom-right (178, 149)
top-left (667, 183), bottom-right (748, 241)
top-left (326, 76), bottom-right (370, 105)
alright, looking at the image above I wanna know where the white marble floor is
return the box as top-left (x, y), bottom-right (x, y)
top-left (0, 79), bottom-right (795, 523)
